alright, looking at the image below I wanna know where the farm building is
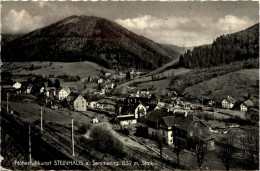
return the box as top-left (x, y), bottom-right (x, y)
top-left (240, 99), bottom-right (254, 111)
top-left (222, 96), bottom-right (236, 109)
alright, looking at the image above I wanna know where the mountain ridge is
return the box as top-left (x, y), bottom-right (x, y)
top-left (179, 23), bottom-right (259, 68)
top-left (2, 15), bottom-right (180, 70)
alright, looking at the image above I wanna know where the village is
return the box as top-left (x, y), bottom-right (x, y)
top-left (1, 65), bottom-right (259, 170)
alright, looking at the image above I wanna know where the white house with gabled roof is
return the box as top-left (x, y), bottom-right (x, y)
top-left (12, 82), bottom-right (22, 89)
top-left (57, 87), bottom-right (70, 100)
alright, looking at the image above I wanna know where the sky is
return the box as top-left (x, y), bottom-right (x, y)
top-left (1, 1), bottom-right (259, 47)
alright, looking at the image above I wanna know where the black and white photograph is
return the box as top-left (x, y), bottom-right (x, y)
top-left (1, 1), bottom-right (259, 170)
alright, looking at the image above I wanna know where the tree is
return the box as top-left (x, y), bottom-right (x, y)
top-left (78, 123), bottom-right (91, 134)
top-left (29, 64), bottom-right (35, 71)
top-left (219, 133), bottom-right (236, 170)
top-left (179, 55), bottom-right (184, 67)
top-left (47, 79), bottom-right (53, 87)
top-left (191, 136), bottom-right (207, 168)
top-left (126, 71), bottom-right (131, 80)
top-left (247, 92), bottom-right (251, 99)
top-left (27, 78), bottom-right (33, 84)
top-left (174, 140), bottom-right (183, 166)
top-left (90, 126), bottom-right (125, 158)
top-left (76, 75), bottom-right (80, 81)
top-left (243, 129), bottom-right (259, 170)
top-left (53, 79), bottom-right (60, 88)
top-left (156, 134), bottom-right (164, 159)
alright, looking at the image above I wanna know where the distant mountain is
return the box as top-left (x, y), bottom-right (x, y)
top-left (180, 23), bottom-right (259, 68)
top-left (1, 34), bottom-right (23, 46)
top-left (2, 15), bottom-right (180, 70)
top-left (158, 44), bottom-right (193, 54)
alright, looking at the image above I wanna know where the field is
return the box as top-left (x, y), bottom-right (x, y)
top-left (134, 79), bottom-right (171, 96)
top-left (116, 67), bottom-right (190, 90)
top-left (8, 61), bottom-right (114, 79)
top-left (184, 69), bottom-right (259, 104)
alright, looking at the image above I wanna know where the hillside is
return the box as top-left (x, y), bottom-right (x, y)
top-left (180, 23), bottom-right (259, 68)
top-left (183, 69), bottom-right (259, 104)
top-left (8, 61), bottom-right (112, 79)
top-left (2, 15), bottom-right (180, 70)
top-left (158, 44), bottom-right (193, 54)
top-left (1, 34), bottom-right (23, 46)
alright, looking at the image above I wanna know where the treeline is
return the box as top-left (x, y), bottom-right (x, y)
top-left (179, 24), bottom-right (259, 68)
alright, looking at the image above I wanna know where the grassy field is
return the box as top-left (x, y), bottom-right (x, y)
top-left (8, 61), bottom-right (114, 79)
top-left (4, 101), bottom-right (93, 126)
top-left (116, 67), bottom-right (190, 90)
top-left (184, 69), bottom-right (259, 104)
top-left (134, 79), bottom-right (171, 96)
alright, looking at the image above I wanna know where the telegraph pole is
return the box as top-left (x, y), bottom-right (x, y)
top-left (41, 107), bottom-right (43, 134)
top-left (7, 93), bottom-right (9, 113)
top-left (71, 118), bottom-right (75, 156)
top-left (201, 96), bottom-right (204, 111)
top-left (29, 125), bottom-right (32, 163)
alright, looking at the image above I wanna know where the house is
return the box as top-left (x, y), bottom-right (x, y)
top-left (57, 87), bottom-right (70, 100)
top-left (45, 87), bottom-right (56, 98)
top-left (118, 102), bottom-right (147, 119)
top-left (126, 68), bottom-right (136, 80)
top-left (88, 101), bottom-right (99, 108)
top-left (157, 102), bottom-right (166, 108)
top-left (222, 96), bottom-right (236, 109)
top-left (40, 87), bottom-right (45, 93)
top-left (116, 115), bottom-right (137, 126)
top-left (26, 84), bottom-right (33, 94)
top-left (172, 108), bottom-right (188, 116)
top-left (146, 110), bottom-right (214, 149)
top-left (66, 93), bottom-right (87, 111)
top-left (105, 72), bottom-right (112, 77)
top-left (98, 99), bottom-right (116, 111)
top-left (134, 102), bottom-right (147, 118)
top-left (12, 82), bottom-right (22, 89)
top-left (88, 101), bottom-right (104, 109)
top-left (107, 82), bottom-right (116, 89)
top-left (146, 104), bottom-right (160, 113)
top-left (173, 114), bottom-right (214, 150)
top-left (207, 99), bottom-right (216, 107)
top-left (240, 99), bottom-right (254, 111)
top-left (97, 78), bottom-right (104, 84)
top-left (146, 109), bottom-right (170, 140)
top-left (93, 117), bottom-right (99, 124)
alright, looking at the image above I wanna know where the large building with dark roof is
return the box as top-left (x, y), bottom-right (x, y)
top-left (146, 110), bottom-right (215, 149)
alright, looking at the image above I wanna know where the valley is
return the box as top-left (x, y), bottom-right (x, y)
top-left (1, 8), bottom-right (259, 171)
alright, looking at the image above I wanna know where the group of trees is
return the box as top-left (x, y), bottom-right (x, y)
top-left (89, 126), bottom-right (126, 158)
top-left (179, 24), bottom-right (259, 68)
top-left (56, 74), bottom-right (80, 82)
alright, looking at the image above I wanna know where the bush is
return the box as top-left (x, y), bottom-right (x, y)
top-left (204, 113), bottom-right (215, 121)
top-left (118, 128), bottom-right (130, 136)
top-left (78, 123), bottom-right (91, 134)
top-left (90, 126), bottom-right (125, 158)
